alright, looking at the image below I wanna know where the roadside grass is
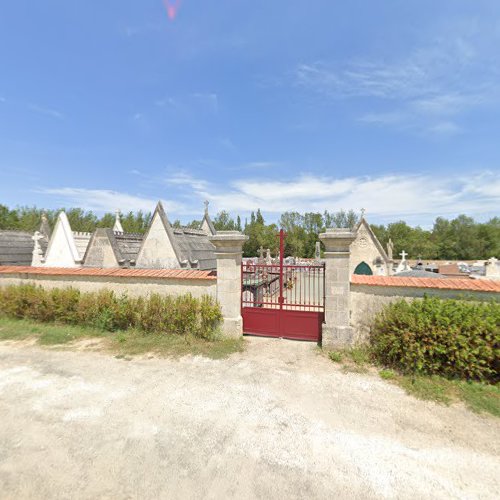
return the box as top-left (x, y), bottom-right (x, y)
top-left (0, 317), bottom-right (104, 345)
top-left (329, 347), bottom-right (371, 374)
top-left (327, 347), bottom-right (499, 417)
top-left (109, 330), bottom-right (245, 359)
top-left (378, 369), bottom-right (500, 417)
top-left (0, 317), bottom-right (244, 359)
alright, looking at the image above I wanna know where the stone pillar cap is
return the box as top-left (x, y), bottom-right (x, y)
top-left (209, 231), bottom-right (249, 243)
top-left (209, 231), bottom-right (248, 252)
top-left (319, 228), bottom-right (356, 252)
top-left (319, 228), bottom-right (357, 239)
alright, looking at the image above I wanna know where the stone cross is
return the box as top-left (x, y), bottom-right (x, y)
top-left (32, 231), bottom-right (44, 266)
top-left (396, 250), bottom-right (410, 273)
top-left (315, 241), bottom-right (321, 260)
top-left (387, 238), bottom-right (394, 260)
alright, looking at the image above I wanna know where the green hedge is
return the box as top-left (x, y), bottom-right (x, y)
top-left (0, 285), bottom-right (222, 340)
top-left (370, 296), bottom-right (500, 382)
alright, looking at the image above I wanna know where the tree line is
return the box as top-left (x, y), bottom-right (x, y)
top-left (1, 204), bottom-right (498, 260)
top-left (0, 205), bottom-right (151, 234)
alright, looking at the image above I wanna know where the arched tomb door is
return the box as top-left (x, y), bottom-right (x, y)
top-left (354, 261), bottom-right (373, 275)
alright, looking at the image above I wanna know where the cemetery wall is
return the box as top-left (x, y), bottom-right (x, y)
top-left (0, 267), bottom-right (216, 300)
top-left (350, 276), bottom-right (500, 343)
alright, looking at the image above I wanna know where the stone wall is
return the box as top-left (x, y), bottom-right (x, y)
top-left (350, 280), bottom-right (499, 344)
top-left (0, 267), bottom-right (216, 300)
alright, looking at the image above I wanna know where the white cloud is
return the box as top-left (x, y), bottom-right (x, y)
top-left (296, 37), bottom-right (478, 101)
top-left (28, 104), bottom-right (64, 120)
top-left (463, 171), bottom-right (500, 198)
top-left (410, 93), bottom-right (476, 116)
top-left (295, 35), bottom-right (498, 134)
top-left (427, 121), bottom-right (462, 136)
top-left (168, 171), bottom-right (500, 223)
top-left (218, 137), bottom-right (237, 150)
top-left (191, 92), bottom-right (218, 113)
top-left (37, 171), bottom-right (499, 225)
top-left (155, 97), bottom-right (179, 108)
top-left (223, 161), bottom-right (283, 171)
top-left (164, 171), bottom-right (210, 192)
top-left (38, 188), bottom-right (181, 213)
top-left (357, 112), bottom-right (406, 125)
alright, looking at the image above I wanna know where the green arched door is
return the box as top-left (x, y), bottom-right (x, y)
top-left (354, 261), bottom-right (373, 275)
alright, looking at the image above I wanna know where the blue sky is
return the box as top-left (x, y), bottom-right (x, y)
top-left (1, 0), bottom-right (499, 226)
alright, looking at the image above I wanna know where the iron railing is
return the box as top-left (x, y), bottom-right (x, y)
top-left (242, 262), bottom-right (325, 311)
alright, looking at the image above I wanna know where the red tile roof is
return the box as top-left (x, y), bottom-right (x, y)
top-left (0, 266), bottom-right (216, 281)
top-left (351, 275), bottom-right (500, 293)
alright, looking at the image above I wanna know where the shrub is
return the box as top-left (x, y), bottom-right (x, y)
top-left (0, 285), bottom-right (222, 339)
top-left (199, 295), bottom-right (223, 340)
top-left (370, 296), bottom-right (500, 382)
top-left (137, 293), bottom-right (170, 333)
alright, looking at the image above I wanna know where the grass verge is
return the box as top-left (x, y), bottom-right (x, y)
top-left (327, 346), bottom-right (499, 418)
top-left (378, 368), bottom-right (500, 417)
top-left (329, 347), bottom-right (371, 374)
top-left (0, 317), bottom-right (244, 359)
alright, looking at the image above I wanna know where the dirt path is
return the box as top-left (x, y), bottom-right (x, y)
top-left (0, 338), bottom-right (498, 499)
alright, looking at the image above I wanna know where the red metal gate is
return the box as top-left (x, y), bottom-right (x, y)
top-left (241, 230), bottom-right (325, 342)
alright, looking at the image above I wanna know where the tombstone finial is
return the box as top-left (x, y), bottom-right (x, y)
top-left (204, 200), bottom-right (209, 215)
top-left (113, 209), bottom-right (124, 233)
top-left (360, 208), bottom-right (366, 219)
top-left (31, 231), bottom-right (45, 266)
top-left (39, 211), bottom-right (52, 239)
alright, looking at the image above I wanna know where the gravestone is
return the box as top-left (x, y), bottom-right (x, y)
top-left (396, 250), bottom-right (410, 273)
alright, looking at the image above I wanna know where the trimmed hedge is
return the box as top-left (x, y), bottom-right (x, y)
top-left (370, 296), bottom-right (500, 382)
top-left (0, 285), bottom-right (222, 340)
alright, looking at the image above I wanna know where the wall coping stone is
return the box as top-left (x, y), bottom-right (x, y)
top-left (0, 266), bottom-right (216, 281)
top-left (351, 274), bottom-right (500, 293)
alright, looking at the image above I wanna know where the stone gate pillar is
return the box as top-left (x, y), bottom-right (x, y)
top-left (209, 231), bottom-right (249, 338)
top-left (319, 228), bottom-right (357, 349)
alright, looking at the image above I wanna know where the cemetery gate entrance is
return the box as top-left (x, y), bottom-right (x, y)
top-left (241, 230), bottom-right (325, 342)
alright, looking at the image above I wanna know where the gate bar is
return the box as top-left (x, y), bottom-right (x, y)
top-left (278, 229), bottom-right (285, 310)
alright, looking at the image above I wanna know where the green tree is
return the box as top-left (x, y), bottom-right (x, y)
top-left (97, 213), bottom-right (115, 229)
top-left (213, 211), bottom-right (236, 231)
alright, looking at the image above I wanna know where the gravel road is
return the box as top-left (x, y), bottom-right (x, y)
top-left (0, 337), bottom-right (498, 499)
